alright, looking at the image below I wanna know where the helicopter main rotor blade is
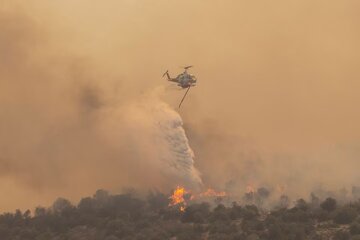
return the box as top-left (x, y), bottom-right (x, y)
top-left (180, 65), bottom-right (193, 70)
top-left (179, 86), bottom-right (191, 108)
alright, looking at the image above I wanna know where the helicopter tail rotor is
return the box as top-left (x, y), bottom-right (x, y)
top-left (162, 70), bottom-right (172, 81)
top-left (162, 70), bottom-right (169, 77)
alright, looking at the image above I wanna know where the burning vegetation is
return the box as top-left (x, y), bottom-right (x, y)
top-left (168, 186), bottom-right (228, 211)
top-left (169, 186), bottom-right (188, 211)
top-left (1, 187), bottom-right (360, 240)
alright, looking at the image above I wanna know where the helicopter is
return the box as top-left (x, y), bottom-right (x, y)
top-left (163, 65), bottom-right (197, 108)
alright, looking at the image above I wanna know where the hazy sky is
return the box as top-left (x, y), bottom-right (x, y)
top-left (1, 0), bottom-right (360, 211)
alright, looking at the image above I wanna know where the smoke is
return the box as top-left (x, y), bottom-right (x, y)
top-left (120, 92), bottom-right (202, 190)
top-left (1, 0), bottom-right (360, 211)
top-left (0, 5), bottom-right (203, 211)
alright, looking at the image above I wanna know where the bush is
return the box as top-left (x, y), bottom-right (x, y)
top-left (334, 230), bottom-right (350, 240)
top-left (295, 199), bottom-right (309, 211)
top-left (229, 202), bottom-right (242, 220)
top-left (242, 205), bottom-right (259, 221)
top-left (242, 219), bottom-right (264, 233)
top-left (208, 221), bottom-right (238, 236)
top-left (321, 198), bottom-right (337, 212)
top-left (147, 191), bottom-right (169, 210)
top-left (283, 207), bottom-right (311, 223)
top-left (182, 203), bottom-right (210, 223)
top-left (246, 233), bottom-right (260, 240)
top-left (1, 188), bottom-right (360, 240)
top-left (313, 209), bottom-right (331, 222)
top-left (267, 223), bottom-right (287, 240)
top-left (334, 207), bottom-right (357, 224)
top-left (210, 204), bottom-right (230, 222)
top-left (350, 223), bottom-right (360, 235)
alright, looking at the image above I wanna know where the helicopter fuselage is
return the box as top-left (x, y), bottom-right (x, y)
top-left (173, 72), bottom-right (197, 88)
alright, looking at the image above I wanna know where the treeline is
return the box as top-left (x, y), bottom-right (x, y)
top-left (0, 190), bottom-right (360, 240)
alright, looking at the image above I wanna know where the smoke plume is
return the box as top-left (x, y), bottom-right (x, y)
top-left (1, 0), bottom-right (360, 211)
top-left (0, 4), bottom-right (203, 210)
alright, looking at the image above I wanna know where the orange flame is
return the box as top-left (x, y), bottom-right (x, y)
top-left (169, 186), bottom-right (187, 207)
top-left (169, 186), bottom-right (228, 212)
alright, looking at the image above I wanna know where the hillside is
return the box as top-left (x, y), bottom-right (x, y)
top-left (1, 190), bottom-right (360, 240)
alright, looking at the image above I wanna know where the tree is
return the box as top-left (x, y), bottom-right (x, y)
top-left (34, 207), bottom-right (46, 217)
top-left (295, 199), bottom-right (309, 211)
top-left (78, 197), bottom-right (95, 214)
top-left (93, 189), bottom-right (110, 207)
top-left (52, 198), bottom-right (74, 214)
